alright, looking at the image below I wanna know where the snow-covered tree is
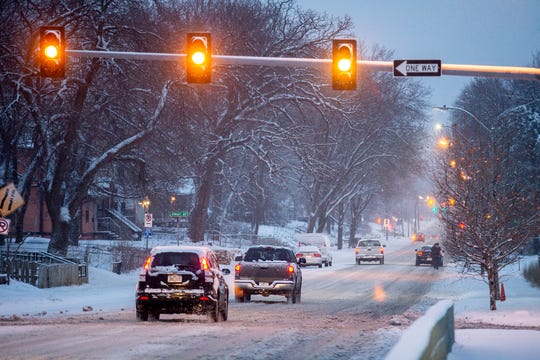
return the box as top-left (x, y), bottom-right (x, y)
top-left (433, 72), bottom-right (540, 310)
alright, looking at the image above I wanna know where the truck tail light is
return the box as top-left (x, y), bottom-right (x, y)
top-left (380, 247), bottom-right (384, 254)
top-left (355, 248), bottom-right (359, 254)
top-left (235, 263), bottom-right (241, 272)
top-left (288, 265), bottom-right (295, 273)
top-left (201, 257), bottom-right (209, 270)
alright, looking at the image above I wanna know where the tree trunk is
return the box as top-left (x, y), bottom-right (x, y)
top-left (189, 159), bottom-right (216, 242)
top-left (48, 219), bottom-right (70, 256)
top-left (337, 203), bottom-right (344, 250)
top-left (486, 260), bottom-right (498, 311)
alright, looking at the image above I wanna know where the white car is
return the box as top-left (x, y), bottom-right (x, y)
top-left (296, 233), bottom-right (333, 266)
top-left (295, 245), bottom-right (324, 268)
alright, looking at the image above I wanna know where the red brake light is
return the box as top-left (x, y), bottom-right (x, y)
top-left (296, 253), bottom-right (303, 258)
top-left (143, 256), bottom-right (152, 270)
top-left (380, 247), bottom-right (384, 254)
top-left (199, 296), bottom-right (210, 301)
top-left (201, 257), bottom-right (209, 270)
top-left (235, 263), bottom-right (241, 272)
top-left (418, 251), bottom-right (423, 256)
top-left (313, 253), bottom-right (321, 257)
top-left (139, 295), bottom-right (149, 301)
top-left (287, 265), bottom-right (295, 273)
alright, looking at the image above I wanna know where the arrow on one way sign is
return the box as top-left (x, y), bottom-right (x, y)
top-left (393, 59), bottom-right (441, 77)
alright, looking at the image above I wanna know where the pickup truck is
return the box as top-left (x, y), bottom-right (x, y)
top-left (234, 245), bottom-right (304, 303)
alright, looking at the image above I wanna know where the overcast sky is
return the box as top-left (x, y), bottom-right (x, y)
top-left (296, 0), bottom-right (540, 117)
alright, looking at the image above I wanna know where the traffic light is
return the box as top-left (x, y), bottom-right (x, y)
top-left (39, 26), bottom-right (65, 78)
top-left (332, 39), bottom-right (357, 90)
top-left (186, 32), bottom-right (211, 83)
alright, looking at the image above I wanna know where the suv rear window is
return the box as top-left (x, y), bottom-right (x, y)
top-left (151, 252), bottom-right (200, 269)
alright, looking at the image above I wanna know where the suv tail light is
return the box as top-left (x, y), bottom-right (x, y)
top-left (313, 253), bottom-right (321, 257)
top-left (143, 256), bottom-right (152, 270)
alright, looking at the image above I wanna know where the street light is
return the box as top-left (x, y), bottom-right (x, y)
top-left (432, 105), bottom-right (492, 134)
top-left (139, 198), bottom-right (150, 213)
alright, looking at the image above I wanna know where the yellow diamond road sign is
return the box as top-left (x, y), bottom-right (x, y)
top-left (0, 183), bottom-right (25, 217)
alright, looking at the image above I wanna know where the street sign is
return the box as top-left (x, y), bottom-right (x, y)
top-left (0, 217), bottom-right (10, 235)
top-left (144, 213), bottom-right (153, 228)
top-left (393, 59), bottom-right (441, 77)
top-left (0, 183), bottom-right (25, 217)
top-left (170, 211), bottom-right (190, 217)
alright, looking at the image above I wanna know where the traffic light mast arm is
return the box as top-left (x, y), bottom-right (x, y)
top-left (65, 50), bottom-right (540, 81)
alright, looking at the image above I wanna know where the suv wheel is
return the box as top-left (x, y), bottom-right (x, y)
top-left (136, 310), bottom-right (148, 321)
top-left (208, 299), bottom-right (220, 323)
top-left (220, 293), bottom-right (229, 321)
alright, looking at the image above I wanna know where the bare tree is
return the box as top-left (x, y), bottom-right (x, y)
top-left (433, 76), bottom-right (540, 310)
top-left (1, 1), bottom-right (175, 255)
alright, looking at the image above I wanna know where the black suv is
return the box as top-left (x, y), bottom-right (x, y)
top-left (136, 245), bottom-right (229, 322)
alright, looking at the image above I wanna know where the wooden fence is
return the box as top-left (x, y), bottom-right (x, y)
top-left (0, 251), bottom-right (88, 288)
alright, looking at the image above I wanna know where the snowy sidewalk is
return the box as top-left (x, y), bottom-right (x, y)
top-left (449, 329), bottom-right (540, 360)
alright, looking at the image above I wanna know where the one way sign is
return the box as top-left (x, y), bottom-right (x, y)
top-left (393, 59), bottom-right (441, 77)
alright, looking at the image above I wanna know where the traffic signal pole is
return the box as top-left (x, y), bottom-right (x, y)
top-left (66, 49), bottom-right (540, 81)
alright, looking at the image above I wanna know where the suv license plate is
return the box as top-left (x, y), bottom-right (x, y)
top-left (168, 274), bottom-right (183, 283)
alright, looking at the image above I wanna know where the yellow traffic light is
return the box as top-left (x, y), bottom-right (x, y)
top-left (186, 32), bottom-right (211, 84)
top-left (332, 39), bottom-right (357, 90)
top-left (39, 26), bottom-right (65, 78)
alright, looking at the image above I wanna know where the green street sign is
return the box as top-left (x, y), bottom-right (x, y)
top-left (170, 211), bottom-right (190, 217)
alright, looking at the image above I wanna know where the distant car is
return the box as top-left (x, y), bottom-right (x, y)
top-left (412, 233), bottom-right (426, 242)
top-left (296, 233), bottom-right (333, 266)
top-left (415, 245), bottom-right (432, 266)
top-left (135, 245), bottom-right (229, 322)
top-left (355, 239), bottom-right (385, 265)
top-left (415, 245), bottom-right (444, 266)
top-left (295, 245), bottom-right (324, 268)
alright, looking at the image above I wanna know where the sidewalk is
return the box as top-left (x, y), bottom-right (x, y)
top-left (449, 328), bottom-right (540, 359)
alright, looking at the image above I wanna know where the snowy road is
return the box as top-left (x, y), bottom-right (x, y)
top-left (0, 242), bottom-right (442, 360)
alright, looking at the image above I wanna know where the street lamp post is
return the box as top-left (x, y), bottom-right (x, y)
top-left (432, 105), bottom-right (492, 134)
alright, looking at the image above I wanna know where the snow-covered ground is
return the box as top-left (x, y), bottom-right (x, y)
top-left (1, 225), bottom-right (540, 359)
